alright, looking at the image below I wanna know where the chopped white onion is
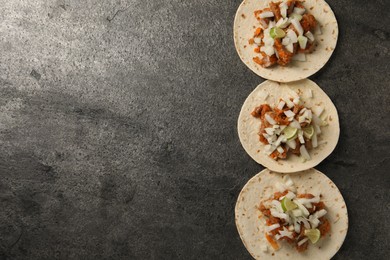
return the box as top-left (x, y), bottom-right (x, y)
top-left (265, 127), bottom-right (275, 135)
top-left (263, 37), bottom-right (275, 46)
top-left (298, 35), bottom-right (308, 49)
top-left (298, 217), bottom-right (310, 229)
top-left (271, 200), bottom-right (283, 212)
top-left (261, 45), bottom-right (275, 56)
top-left (277, 146), bottom-right (285, 154)
top-left (294, 221), bottom-right (301, 233)
top-left (305, 31), bottom-right (315, 42)
top-left (279, 2), bottom-right (288, 18)
top-left (285, 191), bottom-right (296, 200)
top-left (254, 37), bottom-right (262, 45)
top-left (298, 130), bottom-right (305, 144)
top-left (285, 98), bottom-right (295, 108)
top-left (293, 7), bottom-right (306, 15)
top-left (300, 145), bottom-right (311, 160)
top-left (290, 120), bottom-right (301, 129)
top-left (309, 215), bottom-right (320, 228)
top-left (276, 18), bottom-right (290, 28)
top-left (291, 19), bottom-right (304, 36)
top-left (271, 209), bottom-right (290, 221)
top-left (297, 238), bottom-right (309, 246)
top-left (282, 37), bottom-right (291, 46)
top-left (274, 135), bottom-right (286, 147)
top-left (315, 209), bottom-right (327, 219)
top-left (287, 29), bottom-right (298, 43)
top-left (264, 144), bottom-right (277, 155)
top-left (284, 110), bottom-right (295, 118)
top-left (292, 209), bottom-right (303, 217)
top-left (314, 124), bottom-right (321, 134)
top-left (260, 11), bottom-right (274, 18)
top-left (294, 200), bottom-right (310, 217)
top-left (286, 139), bottom-right (296, 149)
top-left (293, 97), bottom-right (300, 104)
top-left (278, 227), bottom-right (294, 239)
top-left (277, 100), bottom-right (286, 110)
top-left (265, 113), bottom-right (276, 125)
top-left (266, 223), bottom-right (281, 232)
top-left (285, 43), bottom-right (294, 53)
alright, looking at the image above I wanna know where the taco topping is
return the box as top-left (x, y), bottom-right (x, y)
top-left (249, 0), bottom-right (319, 67)
top-left (259, 175), bottom-right (331, 252)
top-left (251, 91), bottom-right (327, 161)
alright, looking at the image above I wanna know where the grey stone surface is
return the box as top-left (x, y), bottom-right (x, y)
top-left (0, 0), bottom-right (388, 259)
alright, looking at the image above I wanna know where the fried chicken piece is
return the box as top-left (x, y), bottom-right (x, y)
top-left (301, 14), bottom-right (317, 32)
top-left (253, 53), bottom-right (278, 68)
top-left (269, 1), bottom-right (282, 21)
top-left (274, 39), bottom-right (294, 66)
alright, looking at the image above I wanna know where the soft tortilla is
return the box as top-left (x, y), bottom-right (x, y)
top-left (237, 79), bottom-right (339, 173)
top-left (235, 168), bottom-right (348, 260)
top-left (234, 0), bottom-right (338, 82)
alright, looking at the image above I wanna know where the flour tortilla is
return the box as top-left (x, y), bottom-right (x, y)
top-left (234, 0), bottom-right (338, 82)
top-left (235, 168), bottom-right (348, 260)
top-left (238, 79), bottom-right (339, 173)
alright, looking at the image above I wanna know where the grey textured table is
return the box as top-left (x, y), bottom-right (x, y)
top-left (0, 0), bottom-right (389, 259)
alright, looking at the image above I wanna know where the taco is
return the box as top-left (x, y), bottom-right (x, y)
top-left (234, 0), bottom-right (338, 82)
top-left (235, 168), bottom-right (348, 260)
top-left (237, 79), bottom-right (339, 173)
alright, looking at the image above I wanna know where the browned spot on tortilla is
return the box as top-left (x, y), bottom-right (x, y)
top-left (287, 253), bottom-right (289, 256)
top-left (323, 8), bottom-right (328, 13)
top-left (303, 68), bottom-right (309, 71)
top-left (340, 230), bottom-right (343, 234)
top-left (329, 115), bottom-right (333, 121)
top-left (244, 45), bottom-right (247, 48)
top-left (272, 253), bottom-right (275, 256)
top-left (321, 39), bottom-right (324, 42)
top-left (330, 47), bottom-right (334, 50)
top-left (257, 150), bottom-right (260, 153)
top-left (329, 234), bottom-right (332, 237)
top-left (332, 29), bottom-right (335, 35)
top-left (309, 177), bottom-right (312, 179)
top-left (242, 213), bottom-right (245, 216)
top-left (241, 14), bottom-right (246, 18)
top-left (253, 26), bottom-right (256, 29)
top-left (319, 246), bottom-right (321, 249)
top-left (336, 213), bottom-right (340, 217)
top-left (310, 6), bottom-right (314, 10)
top-left (342, 205), bottom-right (345, 208)
top-left (325, 47), bottom-right (329, 51)
top-left (331, 185), bottom-right (334, 188)
top-left (335, 198), bottom-right (338, 202)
